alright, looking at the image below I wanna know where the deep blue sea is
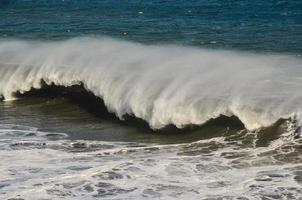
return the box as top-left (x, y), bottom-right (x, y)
top-left (1, 0), bottom-right (302, 53)
top-left (0, 1), bottom-right (302, 199)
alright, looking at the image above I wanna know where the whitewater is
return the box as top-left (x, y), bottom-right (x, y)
top-left (0, 37), bottom-right (302, 130)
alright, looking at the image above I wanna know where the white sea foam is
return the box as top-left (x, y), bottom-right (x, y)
top-left (0, 123), bottom-right (301, 199)
top-left (0, 37), bottom-right (302, 130)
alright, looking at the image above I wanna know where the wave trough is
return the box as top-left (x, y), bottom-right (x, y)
top-left (0, 37), bottom-right (302, 130)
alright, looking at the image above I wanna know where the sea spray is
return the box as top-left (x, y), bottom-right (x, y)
top-left (0, 37), bottom-right (302, 130)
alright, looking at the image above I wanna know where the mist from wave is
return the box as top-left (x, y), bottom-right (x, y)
top-left (0, 37), bottom-right (302, 130)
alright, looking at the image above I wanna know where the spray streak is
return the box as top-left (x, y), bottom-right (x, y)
top-left (0, 37), bottom-right (302, 130)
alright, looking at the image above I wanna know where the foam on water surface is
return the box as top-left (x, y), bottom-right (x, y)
top-left (0, 123), bottom-right (301, 199)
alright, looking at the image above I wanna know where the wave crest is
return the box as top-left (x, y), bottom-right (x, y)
top-left (0, 37), bottom-right (302, 130)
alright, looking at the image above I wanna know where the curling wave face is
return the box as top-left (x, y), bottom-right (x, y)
top-left (0, 37), bottom-right (302, 130)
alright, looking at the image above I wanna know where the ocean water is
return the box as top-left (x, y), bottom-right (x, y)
top-left (0, 1), bottom-right (302, 199)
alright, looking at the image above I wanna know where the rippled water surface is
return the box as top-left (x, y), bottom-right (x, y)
top-left (1, 0), bottom-right (302, 53)
top-left (1, 0), bottom-right (302, 199)
top-left (0, 98), bottom-right (301, 199)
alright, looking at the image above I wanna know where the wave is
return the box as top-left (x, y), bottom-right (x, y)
top-left (0, 37), bottom-right (302, 130)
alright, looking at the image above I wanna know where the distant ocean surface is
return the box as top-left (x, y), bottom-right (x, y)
top-left (0, 1), bottom-right (302, 199)
top-left (1, 0), bottom-right (301, 53)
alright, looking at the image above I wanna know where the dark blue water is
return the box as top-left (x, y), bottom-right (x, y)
top-left (0, 0), bottom-right (301, 53)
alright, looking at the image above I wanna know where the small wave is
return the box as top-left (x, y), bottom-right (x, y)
top-left (0, 37), bottom-right (302, 130)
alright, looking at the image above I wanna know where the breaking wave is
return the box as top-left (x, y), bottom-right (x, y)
top-left (0, 37), bottom-right (302, 130)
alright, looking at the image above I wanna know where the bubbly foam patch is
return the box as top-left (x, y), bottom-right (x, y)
top-left (0, 123), bottom-right (301, 199)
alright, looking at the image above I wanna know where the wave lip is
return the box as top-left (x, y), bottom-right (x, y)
top-left (0, 37), bottom-right (302, 130)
